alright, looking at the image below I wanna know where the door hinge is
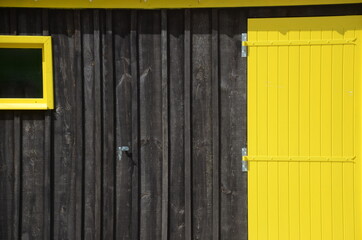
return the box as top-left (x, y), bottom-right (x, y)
top-left (241, 33), bottom-right (247, 58)
top-left (242, 147), bottom-right (248, 172)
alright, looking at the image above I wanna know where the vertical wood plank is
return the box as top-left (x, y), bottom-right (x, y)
top-left (42, 9), bottom-right (52, 240)
top-left (113, 10), bottom-right (133, 240)
top-left (130, 10), bottom-right (140, 240)
top-left (211, 9), bottom-right (220, 240)
top-left (138, 10), bottom-right (163, 240)
top-left (51, 10), bottom-right (83, 240)
top-left (82, 9), bottom-right (102, 240)
top-left (0, 9), bottom-right (16, 240)
top-left (17, 9), bottom-right (47, 240)
top-left (13, 113), bottom-right (21, 240)
top-left (9, 9), bottom-right (21, 240)
top-left (168, 9), bottom-right (186, 240)
top-left (101, 9), bottom-right (115, 240)
top-left (219, 9), bottom-right (247, 240)
top-left (161, 9), bottom-right (169, 240)
top-left (184, 9), bottom-right (192, 240)
top-left (9, 15), bottom-right (20, 230)
top-left (0, 111), bottom-right (15, 240)
top-left (191, 9), bottom-right (213, 240)
top-left (21, 114), bottom-right (45, 239)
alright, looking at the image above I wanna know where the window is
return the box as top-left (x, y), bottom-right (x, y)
top-left (0, 35), bottom-right (53, 109)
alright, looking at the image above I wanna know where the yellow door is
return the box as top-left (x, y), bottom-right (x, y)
top-left (244, 16), bottom-right (362, 240)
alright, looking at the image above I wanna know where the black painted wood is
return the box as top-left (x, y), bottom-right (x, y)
top-left (0, 5), bottom-right (360, 240)
top-left (50, 10), bottom-right (83, 240)
top-left (138, 10), bottom-right (163, 240)
top-left (101, 9), bottom-right (116, 240)
top-left (168, 9), bottom-right (186, 240)
top-left (191, 9), bottom-right (213, 240)
top-left (183, 9), bottom-right (192, 240)
top-left (130, 10), bottom-right (140, 240)
top-left (211, 8), bottom-right (220, 240)
top-left (113, 10), bottom-right (133, 240)
top-left (161, 9), bottom-right (169, 240)
top-left (219, 9), bottom-right (248, 240)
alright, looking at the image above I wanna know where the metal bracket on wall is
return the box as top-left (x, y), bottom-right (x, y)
top-left (242, 147), bottom-right (248, 172)
top-left (118, 146), bottom-right (130, 161)
top-left (241, 33), bottom-right (248, 58)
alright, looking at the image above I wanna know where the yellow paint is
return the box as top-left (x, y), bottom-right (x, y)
top-left (0, 36), bottom-right (54, 110)
top-left (0, 0), bottom-right (361, 9)
top-left (246, 16), bottom-right (362, 240)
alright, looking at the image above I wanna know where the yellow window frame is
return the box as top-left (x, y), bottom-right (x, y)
top-left (0, 35), bottom-right (53, 110)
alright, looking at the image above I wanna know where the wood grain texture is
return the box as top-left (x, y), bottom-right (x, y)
top-left (0, 9), bottom-right (15, 240)
top-left (17, 9), bottom-right (48, 240)
top-left (130, 10), bottom-right (140, 240)
top-left (42, 9), bottom-right (52, 240)
top-left (50, 10), bottom-right (83, 240)
top-left (161, 9), bottom-right (169, 240)
top-left (219, 9), bottom-right (247, 240)
top-left (1, 6), bottom-right (359, 240)
top-left (211, 9), bottom-right (220, 240)
top-left (100, 9), bottom-right (115, 240)
top-left (82, 10), bottom-right (102, 240)
top-left (138, 10), bottom-right (163, 240)
top-left (0, 111), bottom-right (15, 240)
top-left (183, 9), bottom-right (192, 240)
top-left (191, 9), bottom-right (213, 240)
top-left (113, 10), bottom-right (133, 240)
top-left (168, 9), bottom-right (186, 240)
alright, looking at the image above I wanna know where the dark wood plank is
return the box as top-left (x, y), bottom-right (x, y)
top-left (168, 9), bottom-right (185, 240)
top-left (13, 113), bottom-right (21, 240)
top-left (161, 9), bottom-right (169, 240)
top-left (130, 10), bottom-right (140, 240)
top-left (42, 10), bottom-right (52, 240)
top-left (0, 9), bottom-right (16, 240)
top-left (219, 9), bottom-right (247, 240)
top-left (113, 10), bottom-right (133, 240)
top-left (50, 10), bottom-right (83, 240)
top-left (101, 9), bottom-right (115, 240)
top-left (183, 9), bottom-right (192, 240)
top-left (211, 8), bottom-right (220, 240)
top-left (17, 9), bottom-right (47, 240)
top-left (82, 9), bottom-right (102, 240)
top-left (191, 9), bottom-right (213, 240)
top-left (138, 10), bottom-right (163, 240)
top-left (0, 111), bottom-right (15, 240)
top-left (21, 114), bottom-right (45, 239)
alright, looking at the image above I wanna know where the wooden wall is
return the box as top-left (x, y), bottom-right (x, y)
top-left (0, 4), bottom-right (360, 240)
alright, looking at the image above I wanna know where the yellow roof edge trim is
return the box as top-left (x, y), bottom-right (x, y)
top-left (0, 0), bottom-right (361, 9)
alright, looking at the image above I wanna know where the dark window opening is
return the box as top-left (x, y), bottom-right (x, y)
top-left (0, 48), bottom-right (43, 98)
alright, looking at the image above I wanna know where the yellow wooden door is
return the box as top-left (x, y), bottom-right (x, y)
top-left (244, 16), bottom-right (362, 240)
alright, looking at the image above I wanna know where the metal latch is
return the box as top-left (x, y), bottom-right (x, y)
top-left (118, 146), bottom-right (130, 161)
top-left (241, 33), bottom-right (247, 58)
top-left (241, 147), bottom-right (248, 172)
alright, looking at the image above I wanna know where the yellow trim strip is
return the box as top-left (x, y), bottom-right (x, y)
top-left (242, 38), bottom-right (357, 47)
top-left (242, 156), bottom-right (356, 162)
top-left (0, 0), bottom-right (360, 9)
top-left (0, 103), bottom-right (49, 110)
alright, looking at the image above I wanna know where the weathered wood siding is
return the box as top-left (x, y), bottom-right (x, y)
top-left (0, 5), bottom-right (360, 240)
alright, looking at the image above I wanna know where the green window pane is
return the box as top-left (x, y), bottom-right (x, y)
top-left (0, 48), bottom-right (43, 98)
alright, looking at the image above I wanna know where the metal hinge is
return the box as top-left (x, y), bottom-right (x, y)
top-left (241, 147), bottom-right (248, 172)
top-left (241, 33), bottom-right (247, 58)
